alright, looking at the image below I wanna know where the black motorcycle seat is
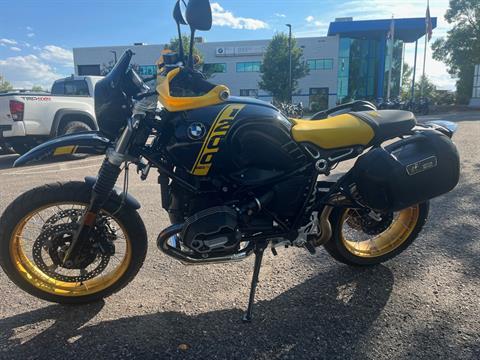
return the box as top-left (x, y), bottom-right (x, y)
top-left (353, 110), bottom-right (416, 143)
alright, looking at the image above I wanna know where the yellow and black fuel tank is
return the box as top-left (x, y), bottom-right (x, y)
top-left (165, 97), bottom-right (308, 181)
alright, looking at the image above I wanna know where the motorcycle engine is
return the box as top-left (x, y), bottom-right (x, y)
top-left (180, 206), bottom-right (242, 255)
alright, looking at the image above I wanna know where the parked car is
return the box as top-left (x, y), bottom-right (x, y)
top-left (0, 75), bottom-right (102, 154)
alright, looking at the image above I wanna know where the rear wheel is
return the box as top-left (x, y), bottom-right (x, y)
top-left (324, 202), bottom-right (429, 266)
top-left (0, 181), bottom-right (148, 304)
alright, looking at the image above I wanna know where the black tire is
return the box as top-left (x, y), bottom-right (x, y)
top-left (0, 181), bottom-right (148, 304)
top-left (59, 121), bottom-right (92, 160)
top-left (324, 202), bottom-right (429, 267)
top-left (11, 142), bottom-right (34, 155)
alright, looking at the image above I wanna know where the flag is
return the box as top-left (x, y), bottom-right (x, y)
top-left (426, 0), bottom-right (433, 41)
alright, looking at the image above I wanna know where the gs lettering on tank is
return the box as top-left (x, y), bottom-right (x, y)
top-left (191, 104), bottom-right (245, 176)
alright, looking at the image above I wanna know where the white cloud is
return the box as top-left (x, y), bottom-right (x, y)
top-left (0, 38), bottom-right (17, 45)
top-left (305, 16), bottom-right (314, 23)
top-left (10, 47), bottom-right (21, 52)
top-left (39, 45), bottom-right (73, 66)
top-left (27, 33), bottom-right (35, 38)
top-left (275, 13), bottom-right (286, 18)
top-left (211, 2), bottom-right (268, 30)
top-left (26, 26), bottom-right (33, 31)
top-left (0, 55), bottom-right (65, 89)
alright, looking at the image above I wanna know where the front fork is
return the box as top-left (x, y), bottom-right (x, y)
top-left (62, 116), bottom-right (141, 265)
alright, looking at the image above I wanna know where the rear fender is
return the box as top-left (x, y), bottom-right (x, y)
top-left (13, 131), bottom-right (111, 167)
top-left (414, 120), bottom-right (458, 138)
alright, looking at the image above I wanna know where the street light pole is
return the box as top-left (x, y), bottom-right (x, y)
top-left (110, 50), bottom-right (117, 64)
top-left (286, 24), bottom-right (292, 104)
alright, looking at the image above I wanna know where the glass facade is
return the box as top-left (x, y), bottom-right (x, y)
top-left (203, 63), bottom-right (227, 73)
top-left (137, 65), bottom-right (157, 77)
top-left (236, 62), bottom-right (261, 72)
top-left (309, 88), bottom-right (329, 111)
top-left (473, 65), bottom-right (480, 99)
top-left (337, 36), bottom-right (404, 103)
top-left (240, 89), bottom-right (258, 97)
top-left (307, 59), bottom-right (334, 71)
top-left (383, 40), bottom-right (404, 99)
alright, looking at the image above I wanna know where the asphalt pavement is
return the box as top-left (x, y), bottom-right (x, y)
top-left (0, 112), bottom-right (479, 359)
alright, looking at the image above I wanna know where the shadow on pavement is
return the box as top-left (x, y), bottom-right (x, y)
top-left (1, 265), bottom-right (393, 359)
top-left (0, 154), bottom-right (18, 170)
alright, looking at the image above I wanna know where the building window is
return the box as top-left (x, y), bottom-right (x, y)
top-left (77, 64), bottom-right (101, 76)
top-left (307, 59), bottom-right (334, 71)
top-left (240, 89), bottom-right (258, 97)
top-left (236, 62), bottom-right (261, 72)
top-left (137, 65), bottom-right (157, 77)
top-left (473, 65), bottom-right (480, 99)
top-left (203, 63), bottom-right (227, 73)
top-left (309, 88), bottom-right (329, 111)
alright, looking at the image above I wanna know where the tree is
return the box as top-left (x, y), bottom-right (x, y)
top-left (0, 75), bottom-right (13, 92)
top-left (401, 62), bottom-right (414, 98)
top-left (259, 33), bottom-right (309, 103)
top-left (414, 75), bottom-right (437, 100)
top-left (31, 85), bottom-right (44, 92)
top-left (165, 35), bottom-right (204, 69)
top-left (432, 0), bottom-right (480, 104)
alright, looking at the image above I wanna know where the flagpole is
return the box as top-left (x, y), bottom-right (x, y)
top-left (386, 16), bottom-right (395, 100)
top-left (421, 38), bottom-right (427, 97)
top-left (411, 39), bottom-right (418, 101)
top-left (421, 0), bottom-right (430, 97)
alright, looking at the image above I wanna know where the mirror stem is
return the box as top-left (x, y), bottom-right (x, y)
top-left (177, 23), bottom-right (184, 63)
top-left (188, 28), bottom-right (195, 69)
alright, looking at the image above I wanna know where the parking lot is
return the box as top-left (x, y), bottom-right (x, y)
top-left (0, 112), bottom-right (479, 360)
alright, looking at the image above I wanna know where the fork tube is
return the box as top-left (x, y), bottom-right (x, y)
top-left (63, 116), bottom-right (139, 264)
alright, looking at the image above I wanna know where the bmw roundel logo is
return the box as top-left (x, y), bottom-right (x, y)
top-left (187, 122), bottom-right (206, 140)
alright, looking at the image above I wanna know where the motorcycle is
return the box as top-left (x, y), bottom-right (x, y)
top-left (272, 101), bottom-right (304, 118)
top-left (0, 0), bottom-right (460, 322)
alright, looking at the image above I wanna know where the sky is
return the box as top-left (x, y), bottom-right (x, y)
top-left (0, 0), bottom-right (455, 90)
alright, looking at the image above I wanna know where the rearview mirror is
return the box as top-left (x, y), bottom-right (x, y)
top-left (173, 0), bottom-right (187, 25)
top-left (186, 0), bottom-right (212, 31)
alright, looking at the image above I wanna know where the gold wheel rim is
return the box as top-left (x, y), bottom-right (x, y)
top-left (9, 202), bottom-right (132, 297)
top-left (340, 205), bottom-right (420, 258)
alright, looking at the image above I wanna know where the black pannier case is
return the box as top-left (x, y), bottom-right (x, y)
top-left (351, 130), bottom-right (460, 211)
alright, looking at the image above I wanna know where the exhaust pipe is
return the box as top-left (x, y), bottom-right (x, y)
top-left (157, 223), bottom-right (254, 265)
top-left (312, 194), bottom-right (350, 246)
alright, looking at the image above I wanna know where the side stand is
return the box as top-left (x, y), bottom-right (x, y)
top-left (242, 240), bottom-right (268, 323)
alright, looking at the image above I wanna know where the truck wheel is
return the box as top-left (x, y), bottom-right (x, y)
top-left (11, 142), bottom-right (34, 155)
top-left (59, 121), bottom-right (92, 159)
top-left (60, 120), bottom-right (92, 136)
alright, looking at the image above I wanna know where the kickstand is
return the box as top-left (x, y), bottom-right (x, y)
top-left (242, 240), bottom-right (268, 323)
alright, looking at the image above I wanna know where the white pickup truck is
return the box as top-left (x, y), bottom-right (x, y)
top-left (0, 75), bottom-right (102, 154)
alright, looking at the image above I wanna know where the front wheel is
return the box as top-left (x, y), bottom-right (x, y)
top-left (0, 181), bottom-right (148, 304)
top-left (324, 202), bottom-right (429, 266)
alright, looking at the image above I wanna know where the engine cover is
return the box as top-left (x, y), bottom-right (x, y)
top-left (180, 206), bottom-right (241, 254)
